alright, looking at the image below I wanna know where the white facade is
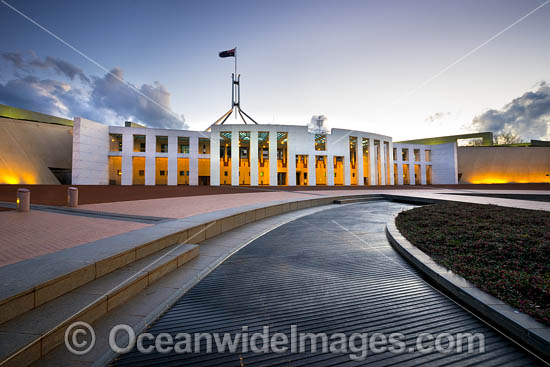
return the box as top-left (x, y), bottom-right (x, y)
top-left (72, 118), bottom-right (458, 186)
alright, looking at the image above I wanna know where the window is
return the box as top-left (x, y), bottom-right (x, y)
top-left (414, 149), bottom-right (421, 162)
top-left (178, 137), bottom-right (189, 154)
top-left (179, 171), bottom-right (185, 176)
top-left (224, 171), bottom-right (228, 176)
top-left (401, 148), bottom-right (409, 161)
top-left (139, 170), bottom-right (145, 176)
top-left (315, 134), bottom-right (326, 151)
top-left (110, 134), bottom-right (122, 152)
top-left (134, 135), bottom-right (146, 152)
top-left (425, 150), bottom-right (431, 162)
top-left (160, 170), bottom-right (165, 176)
top-left (393, 148), bottom-right (397, 161)
top-left (199, 138), bottom-right (210, 154)
top-left (156, 136), bottom-right (168, 153)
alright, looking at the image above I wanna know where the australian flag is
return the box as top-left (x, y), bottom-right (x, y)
top-left (219, 48), bottom-right (236, 58)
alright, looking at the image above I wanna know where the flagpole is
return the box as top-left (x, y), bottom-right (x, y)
top-left (235, 47), bottom-right (237, 119)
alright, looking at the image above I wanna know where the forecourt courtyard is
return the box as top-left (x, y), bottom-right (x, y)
top-left (0, 185), bottom-right (548, 366)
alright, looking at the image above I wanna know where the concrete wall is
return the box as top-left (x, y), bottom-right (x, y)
top-left (72, 118), bottom-right (110, 185)
top-left (0, 117), bottom-right (72, 184)
top-left (431, 143), bottom-right (458, 184)
top-left (458, 146), bottom-right (550, 184)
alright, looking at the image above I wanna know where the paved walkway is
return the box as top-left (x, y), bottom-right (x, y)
top-left (113, 202), bottom-right (542, 366)
top-left (0, 211), bottom-right (150, 267)
top-left (1, 188), bottom-right (549, 268)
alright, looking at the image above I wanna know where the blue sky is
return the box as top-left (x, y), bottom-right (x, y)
top-left (1, 0), bottom-right (549, 140)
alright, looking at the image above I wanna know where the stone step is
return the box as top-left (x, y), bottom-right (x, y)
top-left (0, 243), bottom-right (199, 367)
top-left (333, 196), bottom-right (385, 204)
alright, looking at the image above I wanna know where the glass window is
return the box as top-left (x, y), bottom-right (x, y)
top-left (315, 134), bottom-right (326, 151)
top-left (156, 136), bottom-right (168, 153)
top-left (109, 134), bottom-right (122, 152)
top-left (133, 135), bottom-right (145, 152)
top-left (401, 148), bottom-right (409, 161)
top-left (178, 137), bottom-right (189, 154)
top-left (199, 138), bottom-right (210, 154)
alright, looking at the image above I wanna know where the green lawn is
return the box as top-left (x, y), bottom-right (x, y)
top-left (396, 202), bottom-right (550, 326)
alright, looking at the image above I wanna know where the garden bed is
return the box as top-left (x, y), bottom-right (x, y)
top-left (396, 202), bottom-right (550, 326)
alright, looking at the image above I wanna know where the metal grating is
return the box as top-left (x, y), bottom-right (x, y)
top-left (113, 202), bottom-right (542, 366)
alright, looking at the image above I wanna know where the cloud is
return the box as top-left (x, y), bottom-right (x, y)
top-left (1, 51), bottom-right (26, 68)
top-left (30, 56), bottom-right (90, 83)
top-left (425, 112), bottom-right (450, 123)
top-left (0, 51), bottom-right (187, 129)
top-left (471, 82), bottom-right (550, 141)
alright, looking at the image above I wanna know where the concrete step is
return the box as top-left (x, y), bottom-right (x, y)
top-left (333, 196), bottom-right (385, 204)
top-left (0, 243), bottom-right (199, 367)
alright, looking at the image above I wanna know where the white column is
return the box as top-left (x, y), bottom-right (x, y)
top-left (250, 131), bottom-right (259, 186)
top-left (269, 130), bottom-right (277, 186)
top-left (380, 142), bottom-right (386, 186)
top-left (327, 155), bottom-right (334, 186)
top-left (357, 136), bottom-right (364, 186)
top-left (145, 133), bottom-right (155, 185)
top-left (288, 131), bottom-right (296, 186)
top-left (167, 135), bottom-right (177, 186)
top-left (231, 130), bottom-right (239, 186)
top-left (210, 131), bottom-right (220, 185)
top-left (420, 147), bottom-right (427, 185)
top-left (396, 147), bottom-right (404, 185)
top-left (388, 141), bottom-right (394, 185)
top-left (189, 136), bottom-right (199, 186)
top-left (308, 154), bottom-right (316, 186)
top-left (121, 132), bottom-right (133, 185)
top-left (369, 139), bottom-right (376, 186)
top-left (408, 147), bottom-right (415, 185)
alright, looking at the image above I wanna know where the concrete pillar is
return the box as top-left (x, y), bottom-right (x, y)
top-left (408, 148), bottom-right (415, 185)
top-left (168, 135), bottom-right (178, 186)
top-left (16, 188), bottom-right (30, 212)
top-left (210, 131), bottom-right (220, 186)
top-left (308, 154), bottom-right (316, 186)
top-left (369, 138), bottom-right (376, 186)
top-left (68, 187), bottom-right (78, 207)
top-left (380, 142), bottom-right (386, 186)
top-left (288, 131), bottom-right (296, 186)
top-left (145, 133), bottom-right (155, 185)
top-left (269, 130), bottom-right (277, 186)
top-left (327, 155), bottom-right (334, 186)
top-left (388, 141), bottom-right (395, 185)
top-left (357, 136), bottom-right (364, 186)
top-left (121, 132), bottom-right (133, 185)
top-left (250, 131), bottom-right (259, 186)
top-left (189, 136), bottom-right (199, 186)
top-left (231, 130), bottom-right (239, 186)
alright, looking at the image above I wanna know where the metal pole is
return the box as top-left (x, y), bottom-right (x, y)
top-left (234, 47), bottom-right (237, 119)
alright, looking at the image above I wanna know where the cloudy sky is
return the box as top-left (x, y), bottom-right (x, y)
top-left (0, 0), bottom-right (549, 140)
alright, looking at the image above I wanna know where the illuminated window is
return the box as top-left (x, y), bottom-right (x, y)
top-left (110, 134), bottom-right (122, 152)
top-left (156, 136), bottom-right (168, 153)
top-left (315, 134), bottom-right (326, 151)
top-left (134, 135), bottom-right (146, 152)
top-left (178, 137), bottom-right (189, 153)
